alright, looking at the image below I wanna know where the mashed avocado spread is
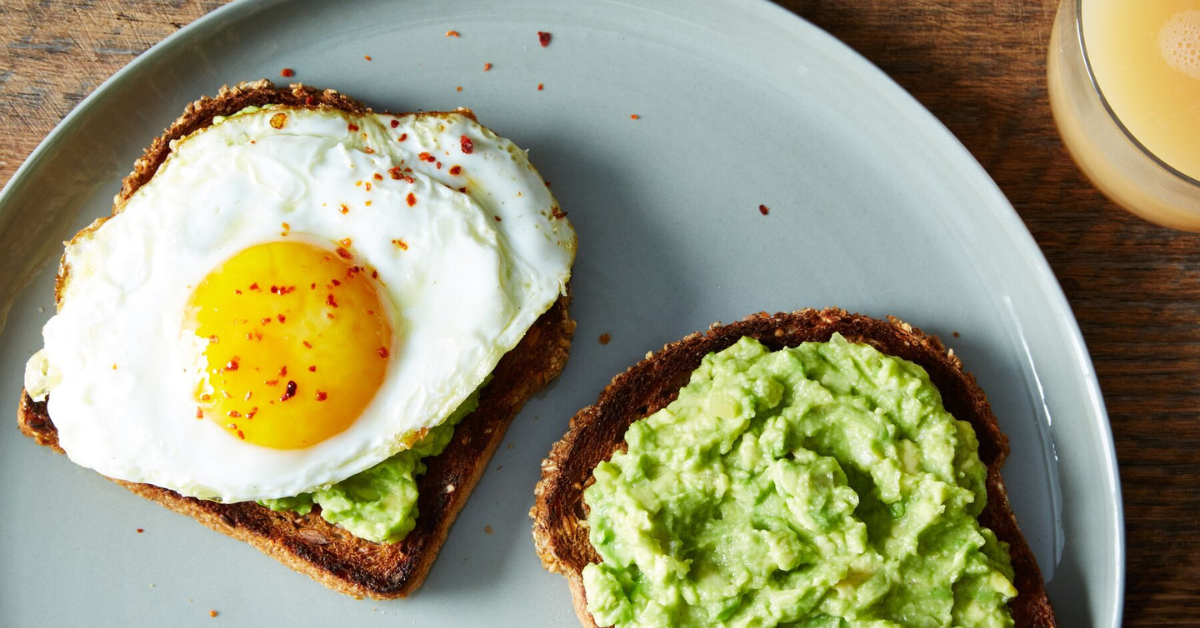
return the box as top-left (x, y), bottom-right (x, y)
top-left (582, 335), bottom-right (1016, 628)
top-left (260, 385), bottom-right (483, 543)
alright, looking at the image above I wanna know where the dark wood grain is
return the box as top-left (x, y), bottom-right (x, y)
top-left (1, 0), bottom-right (1194, 624)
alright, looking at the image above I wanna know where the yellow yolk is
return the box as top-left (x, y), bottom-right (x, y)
top-left (185, 241), bottom-right (393, 449)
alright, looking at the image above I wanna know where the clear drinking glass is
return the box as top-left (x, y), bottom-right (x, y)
top-left (1047, 0), bottom-right (1200, 231)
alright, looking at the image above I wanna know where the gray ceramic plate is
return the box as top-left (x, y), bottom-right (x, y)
top-left (0, 0), bottom-right (1122, 626)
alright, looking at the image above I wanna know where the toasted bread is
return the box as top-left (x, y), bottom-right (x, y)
top-left (17, 80), bottom-right (576, 599)
top-left (531, 309), bottom-right (1056, 627)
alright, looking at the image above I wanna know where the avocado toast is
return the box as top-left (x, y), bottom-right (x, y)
top-left (532, 309), bottom-right (1056, 627)
top-left (18, 80), bottom-right (577, 599)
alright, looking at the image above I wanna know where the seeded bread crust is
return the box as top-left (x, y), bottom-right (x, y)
top-left (531, 309), bottom-right (1057, 628)
top-left (18, 80), bottom-right (576, 599)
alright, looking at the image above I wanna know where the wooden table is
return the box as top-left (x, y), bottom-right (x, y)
top-left (1, 0), bottom-right (1194, 623)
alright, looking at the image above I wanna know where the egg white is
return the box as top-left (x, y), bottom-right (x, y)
top-left (30, 106), bottom-right (575, 502)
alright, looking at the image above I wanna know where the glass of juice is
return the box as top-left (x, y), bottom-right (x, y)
top-left (1048, 0), bottom-right (1200, 231)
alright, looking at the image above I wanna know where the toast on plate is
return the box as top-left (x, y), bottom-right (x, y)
top-left (18, 80), bottom-right (576, 599)
top-left (531, 309), bottom-right (1056, 627)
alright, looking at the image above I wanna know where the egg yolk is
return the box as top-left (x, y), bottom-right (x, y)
top-left (185, 241), bottom-right (393, 449)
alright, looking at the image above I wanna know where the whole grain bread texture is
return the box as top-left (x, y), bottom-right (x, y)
top-left (531, 309), bottom-right (1056, 628)
top-left (18, 80), bottom-right (576, 599)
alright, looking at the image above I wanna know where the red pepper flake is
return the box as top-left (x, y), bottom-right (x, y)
top-left (195, 407), bottom-right (204, 419)
top-left (316, 391), bottom-right (328, 401)
top-left (336, 247), bottom-right (353, 259)
top-left (449, 165), bottom-right (462, 176)
top-left (459, 186), bottom-right (468, 193)
top-left (494, 215), bottom-right (502, 222)
top-left (331, 279), bottom-right (342, 286)
top-left (456, 86), bottom-right (463, 93)
top-left (538, 31), bottom-right (552, 47)
top-left (234, 289), bottom-right (242, 295)
top-left (364, 147), bottom-right (375, 154)
top-left (280, 68), bottom-right (295, 78)
top-left (378, 347), bottom-right (390, 358)
top-left (225, 359), bottom-right (239, 372)
top-left (390, 119), bottom-right (400, 128)
top-left (308, 365), bottom-right (317, 372)
top-left (326, 293), bottom-right (339, 308)
top-left (247, 407), bottom-right (258, 419)
top-left (758, 204), bottom-right (769, 216)
top-left (418, 151), bottom-right (435, 162)
top-left (210, 610), bottom-right (218, 618)
top-left (249, 282), bottom-right (260, 291)
top-left (340, 204), bottom-right (350, 214)
top-left (137, 528), bottom-right (144, 533)
top-left (209, 335), bottom-right (220, 344)
top-left (373, 173), bottom-right (383, 181)
top-left (364, 55), bottom-right (372, 61)
top-left (392, 239), bottom-right (409, 250)
top-left (279, 365), bottom-right (288, 377)
top-left (227, 423), bottom-right (237, 430)
top-left (281, 222), bottom-right (290, 230)
top-left (599, 333), bottom-right (612, 345)
top-left (406, 192), bottom-right (417, 207)
top-left (201, 394), bottom-right (212, 402)
top-left (305, 95), bottom-right (314, 105)
top-left (460, 135), bottom-right (474, 154)
top-left (348, 123), bottom-right (360, 132)
top-left (484, 62), bottom-right (493, 71)
top-left (339, 237), bottom-right (352, 247)
top-left (551, 207), bottom-right (568, 219)
top-left (277, 314), bottom-right (286, 323)
top-left (227, 410), bottom-right (242, 418)
top-left (281, 380), bottom-right (297, 401)
top-left (537, 83), bottom-right (544, 91)
top-left (364, 181), bottom-right (372, 191)
top-left (302, 341), bottom-right (312, 349)
top-left (630, 114), bottom-right (640, 120)
top-left (237, 430), bottom-right (245, 440)
top-left (265, 379), bottom-right (279, 387)
top-left (398, 132), bottom-right (408, 141)
top-left (446, 30), bottom-right (460, 37)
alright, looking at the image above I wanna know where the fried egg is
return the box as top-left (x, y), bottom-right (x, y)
top-left (26, 106), bottom-right (575, 502)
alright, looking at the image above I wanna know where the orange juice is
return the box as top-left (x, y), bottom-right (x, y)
top-left (1083, 0), bottom-right (1200, 180)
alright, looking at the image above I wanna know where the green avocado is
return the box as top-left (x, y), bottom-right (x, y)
top-left (581, 335), bottom-right (1017, 628)
top-left (260, 383), bottom-right (484, 543)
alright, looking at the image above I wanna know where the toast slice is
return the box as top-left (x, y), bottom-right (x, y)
top-left (17, 80), bottom-right (576, 599)
top-left (531, 309), bottom-right (1057, 627)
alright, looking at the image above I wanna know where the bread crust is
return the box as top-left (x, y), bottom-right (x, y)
top-left (531, 309), bottom-right (1057, 627)
top-left (19, 80), bottom-right (576, 599)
